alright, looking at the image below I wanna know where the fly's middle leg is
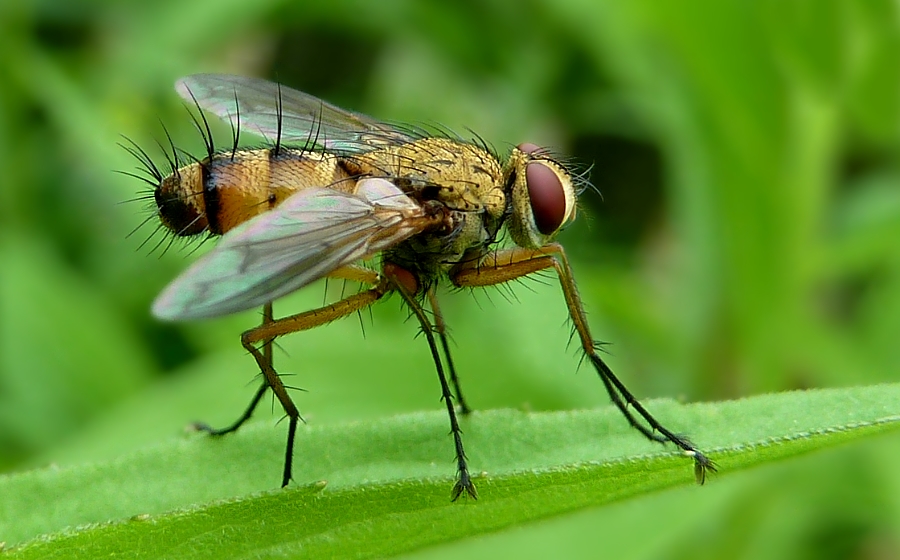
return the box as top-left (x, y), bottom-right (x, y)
top-left (384, 265), bottom-right (477, 501)
top-left (240, 265), bottom-right (387, 487)
top-left (450, 244), bottom-right (715, 484)
top-left (428, 290), bottom-right (471, 415)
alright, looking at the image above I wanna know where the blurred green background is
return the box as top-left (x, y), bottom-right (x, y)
top-left (3, 0), bottom-right (900, 557)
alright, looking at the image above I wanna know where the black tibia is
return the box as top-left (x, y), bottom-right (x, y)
top-left (194, 302), bottom-right (274, 436)
top-left (391, 276), bottom-right (476, 500)
top-left (450, 244), bottom-right (714, 484)
top-left (589, 352), bottom-right (715, 483)
top-left (428, 289), bottom-right (471, 415)
top-left (549, 245), bottom-right (715, 484)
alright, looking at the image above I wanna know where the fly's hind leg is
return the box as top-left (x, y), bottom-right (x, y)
top-left (239, 265), bottom-right (387, 487)
top-left (451, 244), bottom-right (715, 484)
top-left (193, 302), bottom-right (274, 436)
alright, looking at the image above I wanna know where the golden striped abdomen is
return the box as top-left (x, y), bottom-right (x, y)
top-left (155, 148), bottom-right (350, 236)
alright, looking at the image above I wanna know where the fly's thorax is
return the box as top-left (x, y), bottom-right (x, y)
top-left (351, 137), bottom-right (506, 217)
top-left (504, 143), bottom-right (577, 249)
top-left (155, 148), bottom-right (350, 236)
top-left (385, 204), bottom-right (489, 289)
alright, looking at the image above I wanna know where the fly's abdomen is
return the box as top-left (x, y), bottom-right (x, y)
top-left (155, 161), bottom-right (209, 236)
top-left (155, 148), bottom-right (349, 236)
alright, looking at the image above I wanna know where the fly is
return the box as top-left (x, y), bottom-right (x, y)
top-left (133, 74), bottom-right (714, 499)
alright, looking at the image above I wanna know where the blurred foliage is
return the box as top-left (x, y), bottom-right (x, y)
top-left (2, 0), bottom-right (900, 557)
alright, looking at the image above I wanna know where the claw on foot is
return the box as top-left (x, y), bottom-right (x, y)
top-left (451, 474), bottom-right (478, 501)
top-left (689, 450), bottom-right (717, 485)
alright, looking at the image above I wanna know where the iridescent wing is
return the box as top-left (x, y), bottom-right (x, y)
top-left (152, 179), bottom-right (439, 320)
top-left (176, 74), bottom-right (414, 154)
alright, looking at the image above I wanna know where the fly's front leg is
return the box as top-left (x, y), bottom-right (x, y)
top-left (241, 265), bottom-right (387, 487)
top-left (451, 244), bottom-right (714, 484)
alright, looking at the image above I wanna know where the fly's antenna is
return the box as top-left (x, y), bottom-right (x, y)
top-left (181, 85), bottom-right (215, 161)
top-left (274, 80), bottom-right (284, 157)
top-left (230, 86), bottom-right (241, 160)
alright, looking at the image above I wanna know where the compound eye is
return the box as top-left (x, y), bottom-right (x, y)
top-left (526, 162), bottom-right (566, 235)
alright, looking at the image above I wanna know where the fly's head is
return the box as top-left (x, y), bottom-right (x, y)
top-left (504, 143), bottom-right (577, 249)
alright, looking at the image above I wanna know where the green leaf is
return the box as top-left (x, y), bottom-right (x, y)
top-left (3, 383), bottom-right (900, 558)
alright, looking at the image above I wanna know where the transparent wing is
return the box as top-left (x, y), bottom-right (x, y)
top-left (152, 178), bottom-right (436, 320)
top-left (176, 74), bottom-right (414, 154)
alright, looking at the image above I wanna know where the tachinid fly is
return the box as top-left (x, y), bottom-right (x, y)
top-left (129, 74), bottom-right (713, 499)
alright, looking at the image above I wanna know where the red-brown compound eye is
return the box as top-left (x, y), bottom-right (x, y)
top-left (526, 162), bottom-right (566, 235)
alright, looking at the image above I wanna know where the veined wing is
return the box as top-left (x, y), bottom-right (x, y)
top-left (176, 74), bottom-right (414, 154)
top-left (152, 178), bottom-right (439, 320)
